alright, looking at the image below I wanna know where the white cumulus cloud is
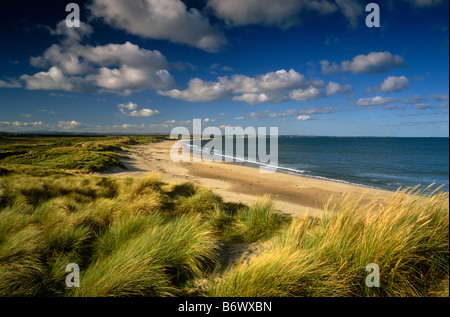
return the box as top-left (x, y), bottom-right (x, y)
top-left (0, 79), bottom-right (21, 89)
top-left (289, 86), bottom-right (324, 102)
top-left (207, 0), bottom-right (338, 28)
top-left (118, 102), bottom-right (161, 117)
top-left (159, 78), bottom-right (230, 102)
top-left (24, 20), bottom-right (175, 95)
top-left (381, 76), bottom-right (410, 93)
top-left (89, 0), bottom-right (227, 52)
top-left (159, 69), bottom-right (341, 105)
top-left (20, 67), bottom-right (87, 92)
top-left (58, 120), bottom-right (81, 130)
top-left (320, 51), bottom-right (406, 74)
top-left (326, 82), bottom-right (352, 96)
top-left (357, 96), bottom-right (400, 106)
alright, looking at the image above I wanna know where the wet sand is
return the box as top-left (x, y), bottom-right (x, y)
top-left (102, 140), bottom-right (395, 216)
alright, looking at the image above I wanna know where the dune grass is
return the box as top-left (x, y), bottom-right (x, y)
top-left (0, 173), bottom-right (221, 296)
top-left (209, 195), bottom-right (287, 243)
top-left (0, 168), bottom-right (291, 297)
top-left (0, 135), bottom-right (160, 173)
top-left (71, 213), bottom-right (217, 297)
top-left (1, 178), bottom-right (448, 297)
top-left (209, 188), bottom-right (449, 297)
top-left (0, 135), bottom-right (448, 297)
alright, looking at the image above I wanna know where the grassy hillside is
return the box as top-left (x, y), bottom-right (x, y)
top-left (0, 135), bottom-right (161, 173)
top-left (0, 136), bottom-right (448, 297)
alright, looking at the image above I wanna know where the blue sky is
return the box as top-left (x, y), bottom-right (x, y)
top-left (0, 0), bottom-right (448, 136)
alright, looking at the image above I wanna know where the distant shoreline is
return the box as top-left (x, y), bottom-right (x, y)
top-left (1, 132), bottom-right (448, 138)
top-left (180, 137), bottom-right (449, 193)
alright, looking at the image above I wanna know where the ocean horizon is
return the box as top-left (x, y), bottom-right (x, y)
top-left (188, 136), bottom-right (449, 192)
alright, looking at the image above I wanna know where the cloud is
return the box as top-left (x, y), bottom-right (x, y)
top-left (220, 69), bottom-right (309, 94)
top-left (159, 78), bottom-right (230, 102)
top-left (58, 120), bottom-right (81, 130)
top-left (118, 102), bottom-right (161, 117)
top-left (0, 79), bottom-right (21, 88)
top-left (401, 120), bottom-right (448, 126)
top-left (29, 21), bottom-right (94, 75)
top-left (413, 103), bottom-right (432, 109)
top-left (221, 66), bottom-right (234, 72)
top-left (30, 44), bottom-right (90, 75)
top-left (23, 19), bottom-right (176, 95)
top-left (297, 115), bottom-right (312, 121)
top-left (39, 109), bottom-right (56, 115)
top-left (0, 120), bottom-right (176, 134)
top-left (32, 41), bottom-right (169, 77)
top-left (49, 20), bottom-right (93, 46)
top-left (0, 121), bottom-right (43, 130)
top-left (255, 69), bottom-right (309, 91)
top-left (320, 51), bottom-right (406, 74)
top-left (326, 82), bottom-right (352, 96)
top-left (20, 67), bottom-right (88, 92)
top-left (235, 107), bottom-right (335, 120)
top-left (207, 0), bottom-right (366, 29)
top-left (379, 105), bottom-right (401, 111)
top-left (233, 93), bottom-right (271, 105)
top-left (402, 94), bottom-right (427, 104)
top-left (89, 0), bottom-right (227, 52)
top-left (335, 0), bottom-right (364, 28)
top-left (88, 66), bottom-right (174, 92)
top-left (129, 109), bottom-right (161, 117)
top-left (13, 121), bottom-right (43, 127)
top-left (381, 76), bottom-right (410, 93)
top-left (289, 86), bottom-right (324, 101)
top-left (301, 107), bottom-right (335, 115)
top-left (357, 96), bottom-right (400, 106)
top-left (207, 0), bottom-right (339, 28)
top-left (431, 94), bottom-right (449, 101)
top-left (404, 0), bottom-right (446, 7)
top-left (28, 36), bottom-right (175, 94)
top-left (159, 69), bottom-right (342, 105)
top-left (79, 42), bottom-right (169, 71)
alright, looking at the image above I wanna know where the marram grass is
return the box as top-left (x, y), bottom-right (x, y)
top-left (0, 155), bottom-right (448, 297)
top-left (209, 188), bottom-right (449, 297)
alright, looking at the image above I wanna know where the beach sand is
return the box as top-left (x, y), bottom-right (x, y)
top-left (103, 140), bottom-right (395, 217)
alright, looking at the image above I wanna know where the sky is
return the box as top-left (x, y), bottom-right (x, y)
top-left (0, 0), bottom-right (448, 137)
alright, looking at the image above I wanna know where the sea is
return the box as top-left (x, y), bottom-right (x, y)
top-left (187, 137), bottom-right (449, 193)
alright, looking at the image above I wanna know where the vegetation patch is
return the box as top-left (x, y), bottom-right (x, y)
top-left (0, 135), bottom-right (448, 297)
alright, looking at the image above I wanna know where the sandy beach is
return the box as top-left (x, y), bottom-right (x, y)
top-left (103, 140), bottom-right (395, 216)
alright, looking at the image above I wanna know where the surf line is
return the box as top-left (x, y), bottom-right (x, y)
top-left (169, 119), bottom-right (279, 174)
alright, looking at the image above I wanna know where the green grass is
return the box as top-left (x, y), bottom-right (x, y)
top-left (71, 213), bottom-right (217, 297)
top-left (0, 170), bottom-right (290, 297)
top-left (209, 195), bottom-right (287, 243)
top-left (0, 135), bottom-right (448, 297)
top-left (209, 188), bottom-right (449, 297)
top-left (0, 135), bottom-right (160, 173)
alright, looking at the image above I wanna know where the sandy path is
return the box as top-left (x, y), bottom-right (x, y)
top-left (102, 141), bottom-right (395, 217)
